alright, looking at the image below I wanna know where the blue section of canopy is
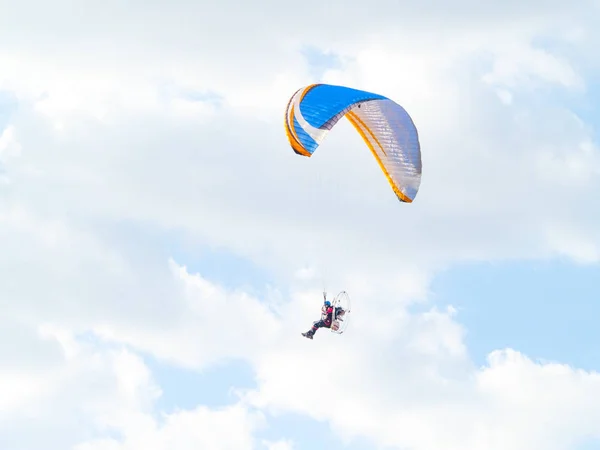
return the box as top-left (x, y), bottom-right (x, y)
top-left (299, 84), bottom-right (386, 129)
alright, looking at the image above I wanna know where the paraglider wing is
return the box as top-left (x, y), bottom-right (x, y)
top-left (284, 83), bottom-right (422, 203)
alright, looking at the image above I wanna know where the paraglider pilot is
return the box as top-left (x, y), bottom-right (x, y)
top-left (302, 292), bottom-right (345, 339)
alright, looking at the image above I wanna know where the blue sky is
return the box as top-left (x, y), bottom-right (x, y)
top-left (2, 2), bottom-right (600, 450)
top-left (431, 260), bottom-right (600, 370)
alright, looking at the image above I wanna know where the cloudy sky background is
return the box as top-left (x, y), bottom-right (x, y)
top-left (1, 1), bottom-right (600, 449)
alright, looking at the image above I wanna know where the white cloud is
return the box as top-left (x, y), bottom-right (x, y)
top-left (90, 261), bottom-right (283, 370)
top-left (543, 222), bottom-right (600, 263)
top-left (1, 0), bottom-right (600, 449)
top-left (242, 303), bottom-right (600, 450)
top-left (85, 266), bottom-right (597, 450)
top-left (0, 317), bottom-right (268, 450)
top-left (262, 439), bottom-right (294, 450)
top-left (0, 321), bottom-right (161, 450)
top-left (75, 403), bottom-right (266, 450)
top-left (0, 125), bottom-right (20, 160)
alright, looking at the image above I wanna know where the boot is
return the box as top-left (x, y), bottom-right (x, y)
top-left (302, 329), bottom-right (314, 339)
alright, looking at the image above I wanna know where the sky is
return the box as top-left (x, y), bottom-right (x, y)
top-left (1, 1), bottom-right (600, 449)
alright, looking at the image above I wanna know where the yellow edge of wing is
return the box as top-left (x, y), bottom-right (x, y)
top-left (346, 110), bottom-right (412, 203)
top-left (283, 84), bottom-right (320, 158)
top-left (346, 109), bottom-right (387, 157)
top-left (286, 106), bottom-right (311, 157)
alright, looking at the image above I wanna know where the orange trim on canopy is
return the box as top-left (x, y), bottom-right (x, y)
top-left (346, 110), bottom-right (411, 203)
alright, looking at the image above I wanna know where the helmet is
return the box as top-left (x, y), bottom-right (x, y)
top-left (324, 301), bottom-right (331, 307)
